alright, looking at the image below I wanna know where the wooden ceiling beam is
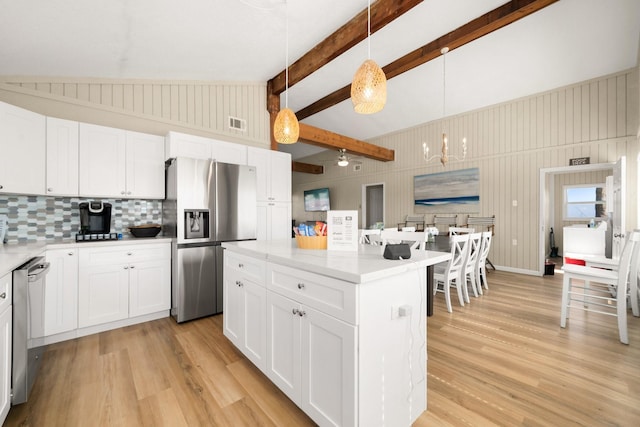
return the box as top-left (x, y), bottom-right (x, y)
top-left (269, 0), bottom-right (423, 95)
top-left (292, 161), bottom-right (324, 175)
top-left (298, 123), bottom-right (394, 162)
top-left (296, 0), bottom-right (559, 120)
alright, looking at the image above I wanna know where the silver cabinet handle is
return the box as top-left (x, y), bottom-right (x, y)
top-left (129, 265), bottom-right (135, 269)
top-left (68, 252), bottom-right (74, 256)
top-left (235, 280), bottom-right (243, 287)
top-left (127, 252), bottom-right (132, 256)
top-left (0, 292), bottom-right (6, 299)
top-left (124, 266), bottom-right (129, 270)
top-left (47, 187), bottom-right (53, 192)
top-left (292, 308), bottom-right (299, 315)
top-left (0, 185), bottom-right (3, 189)
top-left (297, 283), bottom-right (305, 290)
top-left (298, 310), bottom-right (306, 317)
top-left (238, 263), bottom-right (244, 268)
top-left (121, 191), bottom-right (126, 195)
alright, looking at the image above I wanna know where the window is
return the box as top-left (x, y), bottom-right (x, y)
top-left (563, 184), bottom-right (606, 220)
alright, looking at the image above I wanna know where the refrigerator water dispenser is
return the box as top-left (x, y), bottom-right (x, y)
top-left (184, 210), bottom-right (209, 239)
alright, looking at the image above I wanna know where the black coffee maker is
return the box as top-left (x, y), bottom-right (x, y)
top-left (79, 201), bottom-right (112, 234)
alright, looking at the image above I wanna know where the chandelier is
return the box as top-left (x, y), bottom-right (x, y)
top-left (423, 47), bottom-right (467, 166)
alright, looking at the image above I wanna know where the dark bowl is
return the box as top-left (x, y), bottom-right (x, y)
top-left (129, 225), bottom-right (161, 238)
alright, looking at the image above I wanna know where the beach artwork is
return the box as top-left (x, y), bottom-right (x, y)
top-left (414, 168), bottom-right (479, 212)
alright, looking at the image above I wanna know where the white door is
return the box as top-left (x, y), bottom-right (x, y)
top-left (78, 264), bottom-right (129, 327)
top-left (0, 305), bottom-right (11, 425)
top-left (128, 259), bottom-right (170, 317)
top-left (46, 117), bottom-right (79, 196)
top-left (125, 131), bottom-right (165, 199)
top-left (242, 280), bottom-right (267, 371)
top-left (44, 249), bottom-right (79, 336)
top-left (300, 306), bottom-right (356, 427)
top-left (266, 291), bottom-right (301, 404)
top-left (612, 156), bottom-right (626, 258)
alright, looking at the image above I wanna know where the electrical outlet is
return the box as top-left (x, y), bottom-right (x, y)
top-left (512, 239), bottom-right (518, 246)
top-left (512, 200), bottom-right (518, 207)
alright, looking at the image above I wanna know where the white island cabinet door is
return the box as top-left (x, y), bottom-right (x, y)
top-left (301, 306), bottom-right (356, 427)
top-left (125, 131), bottom-right (165, 199)
top-left (266, 291), bottom-right (301, 405)
top-left (0, 101), bottom-right (46, 195)
top-left (79, 123), bottom-right (127, 198)
top-left (242, 279), bottom-right (267, 370)
top-left (223, 270), bottom-right (244, 346)
top-left (44, 248), bottom-right (79, 336)
top-left (46, 117), bottom-right (79, 196)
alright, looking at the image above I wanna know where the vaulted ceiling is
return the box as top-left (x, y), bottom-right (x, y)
top-left (1, 0), bottom-right (639, 166)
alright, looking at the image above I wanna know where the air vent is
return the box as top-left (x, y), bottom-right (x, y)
top-left (228, 116), bottom-right (246, 132)
top-left (353, 164), bottom-right (362, 172)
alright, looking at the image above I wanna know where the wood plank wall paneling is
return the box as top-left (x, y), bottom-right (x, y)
top-left (0, 78), bottom-right (270, 146)
top-left (292, 68), bottom-right (640, 273)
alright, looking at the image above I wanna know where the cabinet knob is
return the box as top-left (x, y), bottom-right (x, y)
top-left (130, 265), bottom-right (135, 269)
top-left (292, 308), bottom-right (299, 315)
top-left (124, 266), bottom-right (129, 270)
top-left (127, 191), bottom-right (132, 195)
top-left (297, 283), bottom-right (305, 290)
top-left (238, 263), bottom-right (244, 268)
top-left (298, 310), bottom-right (306, 317)
top-left (0, 185), bottom-right (3, 189)
top-left (236, 280), bottom-right (243, 287)
top-left (0, 292), bottom-right (6, 299)
top-left (68, 252), bottom-right (74, 256)
top-left (47, 187), bottom-right (53, 192)
top-left (121, 191), bottom-right (126, 195)
top-left (127, 252), bottom-right (133, 256)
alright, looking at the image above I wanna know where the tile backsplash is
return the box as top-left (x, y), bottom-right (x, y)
top-left (0, 196), bottom-right (163, 243)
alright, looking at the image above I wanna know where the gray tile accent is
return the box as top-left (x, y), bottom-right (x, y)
top-left (0, 196), bottom-right (163, 243)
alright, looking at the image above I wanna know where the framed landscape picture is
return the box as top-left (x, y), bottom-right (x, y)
top-left (414, 167), bottom-right (479, 213)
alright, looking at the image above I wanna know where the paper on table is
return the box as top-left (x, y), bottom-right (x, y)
top-left (327, 210), bottom-right (358, 251)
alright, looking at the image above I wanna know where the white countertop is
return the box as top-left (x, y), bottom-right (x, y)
top-left (0, 236), bottom-right (172, 277)
top-left (222, 239), bottom-right (451, 284)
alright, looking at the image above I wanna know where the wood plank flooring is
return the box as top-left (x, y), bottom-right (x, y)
top-left (5, 269), bottom-right (640, 426)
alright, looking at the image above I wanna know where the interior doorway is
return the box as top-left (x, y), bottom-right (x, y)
top-left (538, 161), bottom-right (619, 276)
top-left (362, 183), bottom-right (384, 229)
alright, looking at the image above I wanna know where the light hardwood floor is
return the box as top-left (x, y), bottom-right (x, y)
top-left (5, 269), bottom-right (640, 426)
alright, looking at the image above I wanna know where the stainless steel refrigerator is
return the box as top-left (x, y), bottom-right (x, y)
top-left (163, 157), bottom-right (257, 323)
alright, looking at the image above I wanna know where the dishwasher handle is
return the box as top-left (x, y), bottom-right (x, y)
top-left (27, 262), bottom-right (51, 282)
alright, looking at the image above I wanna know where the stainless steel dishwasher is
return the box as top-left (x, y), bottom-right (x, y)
top-left (12, 256), bottom-right (50, 405)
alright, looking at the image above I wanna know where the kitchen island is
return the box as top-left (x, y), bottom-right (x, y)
top-left (222, 239), bottom-right (451, 427)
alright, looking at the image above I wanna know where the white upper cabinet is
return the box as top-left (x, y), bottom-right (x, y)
top-left (46, 117), bottom-right (79, 196)
top-left (79, 123), bottom-right (127, 198)
top-left (165, 131), bottom-right (247, 165)
top-left (247, 148), bottom-right (291, 202)
top-left (125, 131), bottom-right (165, 199)
top-left (79, 123), bottom-right (164, 199)
top-left (0, 101), bottom-right (46, 195)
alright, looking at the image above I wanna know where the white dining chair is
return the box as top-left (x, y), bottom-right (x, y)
top-left (560, 230), bottom-right (640, 344)
top-left (380, 229), bottom-right (427, 250)
top-left (462, 232), bottom-right (482, 301)
top-left (477, 231), bottom-right (492, 292)
top-left (449, 226), bottom-right (475, 235)
top-left (433, 234), bottom-right (470, 313)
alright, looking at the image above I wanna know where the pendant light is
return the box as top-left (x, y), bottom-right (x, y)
top-left (273, 1), bottom-right (299, 144)
top-left (422, 47), bottom-right (467, 166)
top-left (350, 0), bottom-right (387, 114)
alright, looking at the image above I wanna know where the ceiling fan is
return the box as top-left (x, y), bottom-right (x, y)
top-left (336, 149), bottom-right (362, 167)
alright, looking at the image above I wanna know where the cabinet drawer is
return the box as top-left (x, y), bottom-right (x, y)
top-left (0, 273), bottom-right (11, 314)
top-left (225, 251), bottom-right (265, 285)
top-left (80, 243), bottom-right (170, 266)
top-left (267, 264), bottom-right (356, 324)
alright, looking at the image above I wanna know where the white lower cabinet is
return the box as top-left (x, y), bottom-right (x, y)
top-left (0, 273), bottom-right (12, 425)
top-left (78, 243), bottom-right (170, 328)
top-left (266, 290), bottom-right (356, 427)
top-left (44, 248), bottom-right (79, 336)
top-left (223, 251), bottom-right (267, 370)
top-left (224, 258), bottom-right (357, 427)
